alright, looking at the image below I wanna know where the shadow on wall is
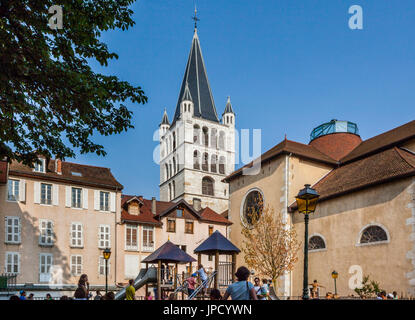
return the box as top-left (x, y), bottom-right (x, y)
top-left (6, 201), bottom-right (71, 287)
top-left (294, 179), bottom-right (411, 223)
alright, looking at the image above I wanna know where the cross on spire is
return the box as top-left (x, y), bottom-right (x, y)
top-left (192, 5), bottom-right (199, 31)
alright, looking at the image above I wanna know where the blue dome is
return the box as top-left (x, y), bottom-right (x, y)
top-left (310, 120), bottom-right (359, 142)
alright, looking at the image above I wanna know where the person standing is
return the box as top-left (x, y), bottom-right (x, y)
top-left (186, 273), bottom-right (197, 297)
top-left (27, 293), bottom-right (34, 300)
top-left (45, 293), bottom-right (53, 300)
top-left (94, 290), bottom-right (102, 300)
top-left (78, 274), bottom-right (90, 299)
top-left (253, 278), bottom-right (267, 300)
top-left (196, 265), bottom-right (208, 299)
top-left (223, 266), bottom-right (258, 300)
top-left (125, 279), bottom-right (136, 300)
top-left (19, 290), bottom-right (26, 300)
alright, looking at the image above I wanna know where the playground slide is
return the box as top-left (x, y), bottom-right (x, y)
top-left (114, 267), bottom-right (158, 300)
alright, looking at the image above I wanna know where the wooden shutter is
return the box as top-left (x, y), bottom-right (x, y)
top-left (19, 180), bottom-right (26, 202)
top-left (82, 188), bottom-right (88, 209)
top-left (110, 192), bottom-right (116, 212)
top-left (94, 191), bottom-right (99, 210)
top-left (34, 182), bottom-right (40, 204)
top-left (65, 186), bottom-right (71, 207)
top-left (52, 184), bottom-right (59, 206)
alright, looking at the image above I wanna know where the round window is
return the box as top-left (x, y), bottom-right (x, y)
top-left (242, 190), bottom-right (264, 226)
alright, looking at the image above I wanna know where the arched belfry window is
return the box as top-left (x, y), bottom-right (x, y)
top-left (211, 128), bottom-right (217, 149)
top-left (165, 164), bottom-right (169, 181)
top-left (309, 235), bottom-right (326, 251)
top-left (219, 156), bottom-right (226, 174)
top-left (359, 225), bottom-right (389, 245)
top-left (193, 150), bottom-right (200, 170)
top-left (202, 177), bottom-right (214, 196)
top-left (193, 125), bottom-right (200, 144)
top-left (202, 152), bottom-right (209, 171)
top-left (172, 132), bottom-right (176, 150)
top-left (211, 155), bottom-right (217, 173)
top-left (219, 131), bottom-right (225, 150)
top-left (202, 127), bottom-right (209, 147)
top-left (172, 157), bottom-right (176, 175)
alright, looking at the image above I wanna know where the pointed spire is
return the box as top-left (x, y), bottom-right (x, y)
top-left (181, 82), bottom-right (193, 102)
top-left (223, 96), bottom-right (235, 115)
top-left (160, 108), bottom-right (170, 126)
top-left (172, 26), bottom-right (219, 124)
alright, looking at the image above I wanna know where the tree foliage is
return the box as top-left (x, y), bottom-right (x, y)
top-left (241, 202), bottom-right (301, 287)
top-left (354, 275), bottom-right (383, 298)
top-left (0, 0), bottom-right (147, 165)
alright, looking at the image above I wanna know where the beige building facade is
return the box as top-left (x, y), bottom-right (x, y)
top-left (0, 157), bottom-right (123, 289)
top-left (225, 119), bottom-right (415, 298)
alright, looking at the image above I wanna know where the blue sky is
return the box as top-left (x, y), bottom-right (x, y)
top-left (72, 0), bottom-right (415, 198)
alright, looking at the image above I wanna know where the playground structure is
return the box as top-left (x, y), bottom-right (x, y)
top-left (115, 231), bottom-right (242, 300)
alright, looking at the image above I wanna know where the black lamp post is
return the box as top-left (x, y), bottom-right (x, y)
top-left (295, 184), bottom-right (319, 300)
top-left (103, 248), bottom-right (111, 293)
top-left (331, 270), bottom-right (338, 296)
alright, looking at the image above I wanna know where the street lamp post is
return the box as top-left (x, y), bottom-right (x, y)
top-left (103, 248), bottom-right (111, 293)
top-left (331, 270), bottom-right (338, 296)
top-left (295, 184), bottom-right (319, 300)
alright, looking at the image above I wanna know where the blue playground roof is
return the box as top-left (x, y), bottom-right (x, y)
top-left (142, 240), bottom-right (196, 264)
top-left (194, 231), bottom-right (241, 254)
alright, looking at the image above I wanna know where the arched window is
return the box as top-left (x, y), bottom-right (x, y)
top-left (241, 189), bottom-right (263, 227)
top-left (202, 127), bottom-right (209, 147)
top-left (193, 150), bottom-right (200, 170)
top-left (168, 183), bottom-right (172, 201)
top-left (219, 131), bottom-right (225, 150)
top-left (172, 157), bottom-right (176, 175)
top-left (211, 128), bottom-right (217, 149)
top-left (202, 177), bottom-right (214, 196)
top-left (193, 125), bottom-right (200, 144)
top-left (211, 155), bottom-right (217, 173)
top-left (172, 181), bottom-right (176, 199)
top-left (309, 235), bottom-right (326, 251)
top-left (172, 132), bottom-right (176, 150)
top-left (176, 154), bottom-right (180, 172)
top-left (219, 156), bottom-right (226, 174)
top-left (165, 164), bottom-right (169, 181)
top-left (359, 225), bottom-right (388, 244)
top-left (169, 163), bottom-right (172, 179)
top-left (202, 152), bottom-right (209, 171)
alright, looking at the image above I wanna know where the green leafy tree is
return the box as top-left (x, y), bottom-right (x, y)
top-left (0, 0), bottom-right (147, 165)
top-left (354, 275), bottom-right (383, 298)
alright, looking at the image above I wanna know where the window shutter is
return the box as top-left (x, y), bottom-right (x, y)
top-left (82, 189), bottom-right (88, 209)
top-left (94, 191), bottom-right (99, 211)
top-left (65, 186), bottom-right (71, 207)
top-left (110, 192), bottom-right (116, 212)
top-left (34, 182), bottom-right (40, 204)
top-left (52, 184), bottom-right (59, 206)
top-left (19, 180), bottom-right (26, 202)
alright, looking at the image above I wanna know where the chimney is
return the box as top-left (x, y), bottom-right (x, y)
top-left (151, 197), bottom-right (157, 215)
top-left (193, 198), bottom-right (201, 212)
top-left (55, 158), bottom-right (62, 175)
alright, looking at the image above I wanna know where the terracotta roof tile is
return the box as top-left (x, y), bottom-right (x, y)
top-left (313, 147), bottom-right (415, 201)
top-left (199, 207), bottom-right (232, 225)
top-left (224, 139), bottom-right (337, 182)
top-left (341, 120), bottom-right (415, 163)
top-left (9, 159), bottom-right (123, 190)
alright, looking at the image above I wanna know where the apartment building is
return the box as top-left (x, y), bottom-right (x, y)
top-left (0, 157), bottom-right (122, 288)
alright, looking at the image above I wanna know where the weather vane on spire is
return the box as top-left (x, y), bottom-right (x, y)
top-left (192, 5), bottom-right (199, 31)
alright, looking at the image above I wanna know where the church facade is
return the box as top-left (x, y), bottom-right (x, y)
top-left (158, 28), bottom-right (235, 214)
top-left (225, 119), bottom-right (415, 298)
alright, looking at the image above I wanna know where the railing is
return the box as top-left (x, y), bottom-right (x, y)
top-left (187, 271), bottom-right (217, 300)
top-left (218, 262), bottom-right (233, 287)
